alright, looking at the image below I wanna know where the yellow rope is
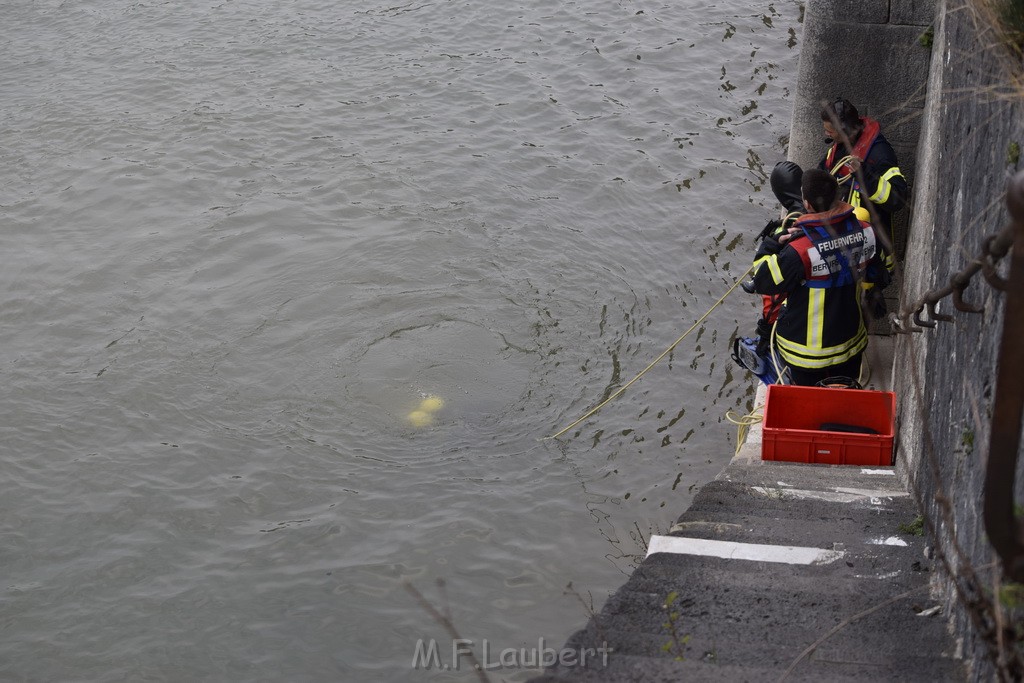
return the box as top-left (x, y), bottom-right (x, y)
top-left (768, 316), bottom-right (787, 384)
top-left (829, 152), bottom-right (878, 390)
top-left (548, 173), bottom-right (827, 441)
top-left (726, 404), bottom-right (764, 456)
top-left (829, 154), bottom-right (856, 176)
top-left (546, 264), bottom-right (756, 440)
top-left (829, 154), bottom-right (856, 186)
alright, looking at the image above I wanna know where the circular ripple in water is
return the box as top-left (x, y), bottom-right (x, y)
top-left (351, 318), bottom-right (533, 431)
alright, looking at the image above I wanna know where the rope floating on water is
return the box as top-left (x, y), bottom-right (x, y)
top-left (548, 154), bottom-right (870, 441)
top-left (546, 264), bottom-right (755, 440)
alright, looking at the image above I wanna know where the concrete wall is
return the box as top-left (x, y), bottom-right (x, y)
top-left (796, 0), bottom-right (1024, 678)
top-left (790, 0), bottom-right (934, 256)
top-left (892, 1), bottom-right (1024, 679)
top-left (790, 0), bottom-right (933, 171)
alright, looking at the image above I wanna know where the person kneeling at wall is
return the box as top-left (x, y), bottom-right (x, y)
top-left (747, 168), bottom-right (890, 386)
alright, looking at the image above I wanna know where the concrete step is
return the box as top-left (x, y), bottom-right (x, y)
top-left (530, 359), bottom-right (964, 683)
top-left (537, 551), bottom-right (959, 681)
top-left (531, 648), bottom-right (962, 683)
top-left (716, 462), bottom-right (904, 492)
top-left (596, 561), bottom-right (947, 644)
top-left (686, 479), bottom-right (912, 517)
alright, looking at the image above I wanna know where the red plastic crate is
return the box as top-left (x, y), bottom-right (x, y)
top-left (762, 385), bottom-right (896, 466)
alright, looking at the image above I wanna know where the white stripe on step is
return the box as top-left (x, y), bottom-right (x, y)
top-left (749, 486), bottom-right (908, 503)
top-left (646, 535), bottom-right (844, 565)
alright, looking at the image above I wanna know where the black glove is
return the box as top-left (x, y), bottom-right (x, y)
top-left (755, 318), bottom-right (774, 356)
top-left (756, 234), bottom-right (784, 257)
top-left (867, 260), bottom-right (892, 290)
top-left (865, 287), bottom-right (888, 320)
top-left (756, 218), bottom-right (783, 242)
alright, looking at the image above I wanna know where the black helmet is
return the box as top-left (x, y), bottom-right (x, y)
top-left (770, 161), bottom-right (804, 214)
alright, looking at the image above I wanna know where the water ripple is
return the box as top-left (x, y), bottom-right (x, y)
top-left (0, 0), bottom-right (802, 680)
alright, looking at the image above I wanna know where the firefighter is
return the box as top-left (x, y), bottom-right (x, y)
top-left (749, 169), bottom-right (890, 386)
top-left (819, 99), bottom-right (907, 253)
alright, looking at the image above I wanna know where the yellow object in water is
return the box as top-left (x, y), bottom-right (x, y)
top-left (407, 410), bottom-right (434, 428)
top-left (419, 396), bottom-right (445, 413)
top-left (853, 206), bottom-right (870, 223)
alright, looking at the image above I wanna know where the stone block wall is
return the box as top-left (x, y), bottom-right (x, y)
top-left (893, 1), bottom-right (1024, 679)
top-left (789, 0), bottom-right (934, 257)
top-left (795, 0), bottom-right (1024, 678)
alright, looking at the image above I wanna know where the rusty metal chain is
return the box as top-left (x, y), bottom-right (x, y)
top-left (891, 170), bottom-right (1024, 584)
top-left (892, 181), bottom-right (1019, 333)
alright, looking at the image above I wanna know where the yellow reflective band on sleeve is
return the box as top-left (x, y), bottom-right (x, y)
top-left (868, 166), bottom-right (904, 204)
top-left (754, 254), bottom-right (785, 285)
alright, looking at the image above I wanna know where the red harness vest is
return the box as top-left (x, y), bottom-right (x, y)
top-left (825, 117), bottom-right (881, 177)
top-left (788, 211), bottom-right (876, 288)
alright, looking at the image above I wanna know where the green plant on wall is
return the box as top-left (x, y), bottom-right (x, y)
top-left (899, 515), bottom-right (925, 536)
top-left (961, 428), bottom-right (976, 455)
top-left (1009, 141), bottom-right (1021, 166)
top-left (1000, 582), bottom-right (1024, 610)
top-left (661, 591), bottom-right (691, 661)
top-left (920, 25), bottom-right (935, 48)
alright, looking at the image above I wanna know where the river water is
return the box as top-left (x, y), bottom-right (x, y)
top-left (0, 1), bottom-right (801, 680)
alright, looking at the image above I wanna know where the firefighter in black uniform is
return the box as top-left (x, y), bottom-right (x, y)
top-left (819, 98), bottom-right (907, 267)
top-left (750, 169), bottom-right (890, 386)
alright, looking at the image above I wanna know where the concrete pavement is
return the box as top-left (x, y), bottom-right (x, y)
top-left (530, 337), bottom-right (965, 681)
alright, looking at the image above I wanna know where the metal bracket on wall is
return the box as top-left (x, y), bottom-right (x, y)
top-left (984, 170), bottom-right (1024, 583)
top-left (892, 184), bottom-right (1019, 333)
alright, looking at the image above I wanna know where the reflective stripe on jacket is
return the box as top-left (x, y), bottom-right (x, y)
top-left (821, 119), bottom-right (908, 219)
top-left (751, 203), bottom-right (882, 370)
